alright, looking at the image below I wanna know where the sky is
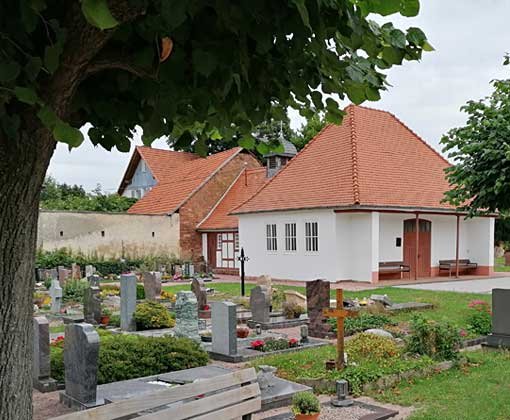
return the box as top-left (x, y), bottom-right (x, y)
top-left (47, 0), bottom-right (510, 192)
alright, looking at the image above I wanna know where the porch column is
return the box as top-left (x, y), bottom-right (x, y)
top-left (455, 215), bottom-right (460, 278)
top-left (370, 212), bottom-right (380, 283)
top-left (415, 212), bottom-right (419, 280)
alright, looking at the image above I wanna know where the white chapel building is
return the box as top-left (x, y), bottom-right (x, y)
top-left (232, 105), bottom-right (495, 283)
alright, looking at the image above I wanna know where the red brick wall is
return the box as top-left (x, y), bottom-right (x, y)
top-left (179, 152), bottom-right (260, 261)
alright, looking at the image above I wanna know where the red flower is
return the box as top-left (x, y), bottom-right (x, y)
top-left (203, 304), bottom-right (210, 311)
top-left (459, 329), bottom-right (468, 337)
top-left (289, 338), bottom-right (299, 347)
top-left (251, 340), bottom-right (265, 350)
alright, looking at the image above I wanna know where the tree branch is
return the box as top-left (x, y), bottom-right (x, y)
top-left (85, 54), bottom-right (158, 80)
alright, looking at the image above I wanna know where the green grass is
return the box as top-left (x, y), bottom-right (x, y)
top-left (163, 283), bottom-right (490, 331)
top-left (49, 325), bottom-right (65, 334)
top-left (494, 256), bottom-right (510, 272)
top-left (371, 350), bottom-right (510, 420)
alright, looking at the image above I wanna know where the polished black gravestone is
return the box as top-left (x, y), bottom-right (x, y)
top-left (486, 288), bottom-right (510, 348)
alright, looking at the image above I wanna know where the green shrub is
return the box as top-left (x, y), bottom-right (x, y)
top-left (136, 283), bottom-right (145, 300)
top-left (50, 333), bottom-right (208, 384)
top-left (292, 392), bottom-right (320, 415)
top-left (328, 313), bottom-right (396, 336)
top-left (63, 279), bottom-right (89, 303)
top-left (134, 301), bottom-right (175, 330)
top-left (283, 302), bottom-right (305, 319)
top-left (109, 314), bottom-right (121, 327)
top-left (263, 338), bottom-right (290, 352)
top-left (466, 300), bottom-right (492, 336)
top-left (406, 315), bottom-right (461, 361)
top-left (346, 333), bottom-right (400, 362)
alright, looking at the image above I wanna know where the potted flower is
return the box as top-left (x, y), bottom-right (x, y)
top-left (100, 306), bottom-right (111, 325)
top-left (250, 339), bottom-right (265, 351)
top-left (292, 392), bottom-right (321, 420)
top-left (288, 338), bottom-right (299, 348)
top-left (237, 327), bottom-right (250, 338)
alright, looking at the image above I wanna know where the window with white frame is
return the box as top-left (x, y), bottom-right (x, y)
top-left (266, 224), bottom-right (277, 251)
top-left (217, 234), bottom-right (222, 251)
top-left (285, 223), bottom-right (297, 251)
top-left (234, 232), bottom-right (239, 251)
top-left (305, 222), bottom-right (318, 252)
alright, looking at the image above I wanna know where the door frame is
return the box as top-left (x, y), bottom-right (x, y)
top-left (403, 218), bottom-right (432, 278)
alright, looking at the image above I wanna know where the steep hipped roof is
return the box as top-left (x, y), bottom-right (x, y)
top-left (197, 167), bottom-right (267, 231)
top-left (233, 105), bottom-right (453, 214)
top-left (127, 147), bottom-right (243, 215)
top-left (118, 146), bottom-right (199, 194)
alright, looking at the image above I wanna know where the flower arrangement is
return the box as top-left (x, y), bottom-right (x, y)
top-left (237, 327), bottom-right (250, 338)
top-left (250, 340), bottom-right (265, 350)
top-left (160, 290), bottom-right (176, 301)
top-left (289, 338), bottom-right (299, 348)
top-left (292, 392), bottom-right (321, 419)
top-left (202, 304), bottom-right (210, 311)
top-left (51, 335), bottom-right (65, 348)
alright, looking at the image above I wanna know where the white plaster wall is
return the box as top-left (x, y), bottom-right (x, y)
top-left (463, 217), bottom-right (494, 266)
top-left (238, 209), bottom-right (337, 281)
top-left (201, 233), bottom-right (208, 258)
top-left (379, 214), bottom-right (404, 262)
top-left (37, 210), bottom-right (180, 258)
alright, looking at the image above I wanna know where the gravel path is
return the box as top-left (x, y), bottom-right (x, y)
top-left (33, 390), bottom-right (73, 420)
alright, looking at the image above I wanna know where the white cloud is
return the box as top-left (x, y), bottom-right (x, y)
top-left (47, 0), bottom-right (510, 191)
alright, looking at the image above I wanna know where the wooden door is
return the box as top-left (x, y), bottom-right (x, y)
top-left (403, 219), bottom-right (432, 278)
top-left (207, 233), bottom-right (217, 269)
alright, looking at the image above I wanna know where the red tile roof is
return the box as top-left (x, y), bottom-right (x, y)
top-left (233, 105), bottom-right (453, 214)
top-left (127, 147), bottom-right (243, 215)
top-left (197, 168), bottom-right (267, 230)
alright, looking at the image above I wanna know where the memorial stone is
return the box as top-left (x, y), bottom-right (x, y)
top-left (250, 285), bottom-right (271, 324)
top-left (191, 277), bottom-right (207, 309)
top-left (174, 291), bottom-right (200, 342)
top-left (142, 271), bottom-right (162, 301)
top-left (120, 274), bottom-right (137, 331)
top-left (83, 286), bottom-right (102, 324)
top-left (306, 279), bottom-right (333, 338)
top-left (33, 316), bottom-right (57, 392)
top-left (211, 301), bottom-right (237, 356)
top-left (50, 279), bottom-right (63, 313)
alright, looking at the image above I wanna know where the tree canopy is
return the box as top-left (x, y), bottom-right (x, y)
top-left (441, 75), bottom-right (510, 215)
top-left (40, 176), bottom-right (136, 212)
top-left (1, 0), bottom-right (432, 156)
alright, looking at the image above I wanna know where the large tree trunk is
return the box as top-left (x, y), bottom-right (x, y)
top-left (0, 122), bottom-right (55, 419)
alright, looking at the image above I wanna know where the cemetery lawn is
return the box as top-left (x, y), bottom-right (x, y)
top-left (494, 256), bottom-right (510, 272)
top-left (163, 283), bottom-right (490, 330)
top-left (370, 350), bottom-right (510, 420)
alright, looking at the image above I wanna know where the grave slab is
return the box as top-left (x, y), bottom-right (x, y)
top-left (486, 288), bottom-right (510, 348)
top-left (33, 316), bottom-right (58, 392)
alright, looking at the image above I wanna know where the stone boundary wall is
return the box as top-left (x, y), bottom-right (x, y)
top-left (37, 210), bottom-right (180, 259)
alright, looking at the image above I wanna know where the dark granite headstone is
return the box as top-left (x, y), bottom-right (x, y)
top-left (250, 285), bottom-right (271, 324)
top-left (306, 279), bottom-right (333, 338)
top-left (486, 288), bottom-right (510, 348)
top-left (191, 278), bottom-right (207, 310)
top-left (61, 323), bottom-right (102, 408)
top-left (33, 316), bottom-right (57, 392)
top-left (143, 271), bottom-right (162, 301)
top-left (83, 286), bottom-right (102, 324)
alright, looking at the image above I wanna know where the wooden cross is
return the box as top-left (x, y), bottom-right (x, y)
top-left (323, 289), bottom-right (358, 370)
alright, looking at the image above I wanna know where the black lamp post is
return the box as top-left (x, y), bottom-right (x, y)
top-left (237, 247), bottom-right (250, 296)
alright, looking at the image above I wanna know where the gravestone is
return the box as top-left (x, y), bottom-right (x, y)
top-left (58, 266), bottom-right (71, 286)
top-left (87, 274), bottom-right (102, 287)
top-left (85, 265), bottom-right (96, 278)
top-left (49, 279), bottom-right (63, 313)
top-left (306, 279), bottom-right (333, 338)
top-left (174, 291), bottom-right (200, 342)
top-left (142, 271), bottom-right (162, 301)
top-left (33, 316), bottom-right (57, 392)
top-left (120, 274), bottom-right (137, 331)
top-left (257, 274), bottom-right (272, 294)
top-left (83, 286), bottom-right (102, 324)
top-left (370, 294), bottom-right (393, 307)
top-left (211, 301), bottom-right (237, 356)
top-left (71, 263), bottom-right (82, 280)
top-left (250, 285), bottom-right (271, 324)
top-left (486, 288), bottom-right (510, 348)
top-left (191, 277), bottom-right (207, 309)
top-left (300, 324), bottom-right (309, 343)
top-left (61, 323), bottom-right (103, 409)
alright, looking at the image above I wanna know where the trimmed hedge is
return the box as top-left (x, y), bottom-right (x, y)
top-left (50, 333), bottom-right (208, 384)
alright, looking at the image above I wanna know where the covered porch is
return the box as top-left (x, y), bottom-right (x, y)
top-left (335, 209), bottom-right (495, 283)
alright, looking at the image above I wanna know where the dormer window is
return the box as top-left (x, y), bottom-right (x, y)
top-left (268, 157), bottom-right (277, 169)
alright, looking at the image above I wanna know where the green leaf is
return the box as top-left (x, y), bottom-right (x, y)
top-left (406, 27), bottom-right (427, 46)
top-left (239, 135), bottom-right (255, 150)
top-left (37, 105), bottom-right (58, 129)
top-left (44, 45), bottom-right (61, 74)
top-left (256, 142), bottom-right (270, 155)
top-left (367, 0), bottom-right (401, 16)
top-left (194, 137), bottom-right (208, 156)
top-left (382, 47), bottom-right (405, 65)
top-left (0, 62), bottom-right (21, 83)
top-left (161, 0), bottom-right (187, 29)
top-left (14, 86), bottom-right (40, 105)
top-left (81, 0), bottom-right (119, 30)
top-left (422, 41), bottom-right (435, 52)
top-left (116, 137), bottom-right (131, 153)
top-left (291, 0), bottom-right (312, 31)
top-left (365, 86), bottom-right (381, 101)
top-left (401, 0), bottom-right (420, 17)
top-left (345, 82), bottom-right (366, 105)
top-left (389, 29), bottom-right (406, 49)
top-left (52, 120), bottom-right (84, 148)
top-left (193, 50), bottom-right (218, 77)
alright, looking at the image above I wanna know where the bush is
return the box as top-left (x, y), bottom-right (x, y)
top-left (292, 392), bottom-right (320, 415)
top-left (406, 315), bottom-right (461, 361)
top-left (346, 333), bottom-right (400, 362)
top-left (133, 301), bottom-right (175, 330)
top-left (263, 338), bottom-right (290, 352)
top-left (63, 279), bottom-right (89, 303)
top-left (328, 313), bottom-right (396, 336)
top-left (283, 302), bottom-right (305, 319)
top-left (50, 333), bottom-right (208, 384)
top-left (136, 283), bottom-right (145, 300)
top-left (109, 314), bottom-right (120, 327)
top-left (466, 300), bottom-right (492, 336)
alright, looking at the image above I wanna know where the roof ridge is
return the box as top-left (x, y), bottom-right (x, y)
top-left (231, 123), bottom-right (336, 214)
top-left (348, 105), bottom-right (451, 167)
top-left (348, 106), bottom-right (361, 204)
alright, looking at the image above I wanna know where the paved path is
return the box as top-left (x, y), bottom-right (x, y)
top-left (394, 276), bottom-right (510, 293)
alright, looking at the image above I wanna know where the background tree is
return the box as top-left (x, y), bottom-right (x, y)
top-left (40, 177), bottom-right (136, 211)
top-left (441, 75), bottom-right (510, 215)
top-left (0, 0), bottom-right (430, 417)
top-left (291, 113), bottom-right (328, 150)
